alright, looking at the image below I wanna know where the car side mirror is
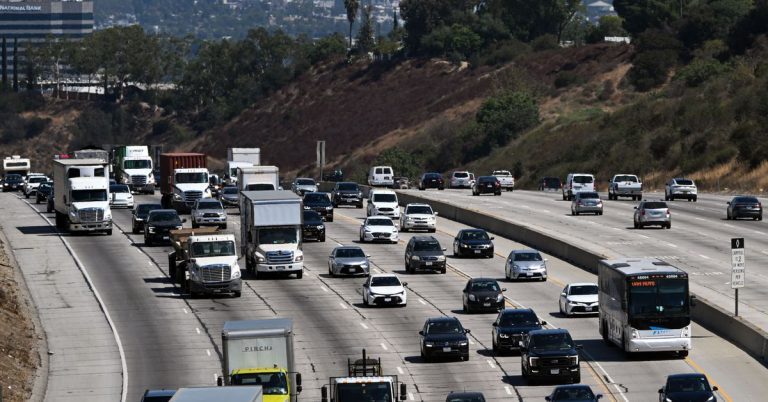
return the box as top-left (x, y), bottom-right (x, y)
top-left (544, 258), bottom-right (549, 262)
top-left (363, 283), bottom-right (369, 287)
top-left (501, 288), bottom-right (507, 292)
top-left (465, 329), bottom-right (470, 334)
top-left (518, 341), bottom-right (526, 349)
top-left (540, 320), bottom-right (547, 326)
top-left (366, 255), bottom-right (371, 258)
top-left (490, 237), bottom-right (495, 240)
top-left (182, 218), bottom-right (187, 223)
top-left (596, 394), bottom-right (603, 400)
top-left (434, 212), bottom-right (439, 216)
top-left (727, 202), bottom-right (730, 205)
top-left (418, 330), bottom-right (424, 336)
top-left (442, 248), bottom-right (447, 251)
top-left (492, 322), bottom-right (498, 327)
top-left (634, 206), bottom-right (638, 209)
top-left (561, 292), bottom-right (567, 297)
top-left (658, 388), bottom-right (664, 394)
top-left (712, 386), bottom-right (718, 391)
top-left (545, 397), bottom-right (552, 402)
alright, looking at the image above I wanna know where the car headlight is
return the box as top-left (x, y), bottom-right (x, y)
top-left (304, 206), bottom-right (310, 210)
top-left (496, 294), bottom-right (504, 302)
top-left (148, 227), bottom-right (156, 233)
top-left (2, 183), bottom-right (7, 186)
top-left (326, 206), bottom-right (333, 210)
top-left (425, 343), bottom-right (434, 348)
top-left (317, 225), bottom-right (324, 230)
top-left (232, 268), bottom-right (241, 279)
top-left (436, 255), bottom-right (445, 261)
top-left (364, 228), bottom-right (371, 232)
top-left (499, 333), bottom-right (509, 339)
top-left (175, 225), bottom-right (183, 230)
top-left (459, 341), bottom-right (468, 346)
top-left (294, 255), bottom-right (304, 262)
top-left (173, 194), bottom-right (182, 201)
top-left (361, 263), bottom-right (369, 268)
top-left (569, 356), bottom-right (579, 365)
top-left (529, 357), bottom-right (539, 367)
top-left (256, 255), bottom-right (265, 263)
top-left (406, 217), bottom-right (414, 221)
top-left (357, 191), bottom-right (363, 197)
top-left (705, 397), bottom-right (714, 402)
top-left (513, 264), bottom-right (520, 270)
top-left (411, 256), bottom-right (420, 261)
top-left (461, 243), bottom-right (468, 248)
top-left (468, 294), bottom-right (476, 301)
top-left (665, 398), bottom-right (673, 402)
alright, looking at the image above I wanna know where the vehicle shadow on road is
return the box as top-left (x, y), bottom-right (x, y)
top-left (577, 339), bottom-right (687, 363)
top-left (16, 225), bottom-right (57, 235)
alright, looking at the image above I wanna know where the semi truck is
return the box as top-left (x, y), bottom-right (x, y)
top-left (241, 191), bottom-right (304, 279)
top-left (227, 148), bottom-right (261, 185)
top-left (167, 227), bottom-right (242, 297)
top-left (321, 349), bottom-right (406, 402)
top-left (218, 318), bottom-right (302, 402)
top-left (113, 145), bottom-right (155, 194)
top-left (52, 159), bottom-right (113, 235)
top-left (160, 153), bottom-right (211, 212)
top-left (3, 155), bottom-right (30, 177)
top-left (238, 166), bottom-right (279, 192)
top-left (170, 386), bottom-right (263, 402)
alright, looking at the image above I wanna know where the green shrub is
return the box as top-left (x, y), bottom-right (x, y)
top-left (554, 71), bottom-right (583, 88)
top-left (24, 117), bottom-right (50, 139)
top-left (476, 91), bottom-right (539, 148)
top-left (628, 30), bottom-right (681, 91)
top-left (674, 59), bottom-right (728, 87)
top-left (421, 24), bottom-right (482, 60)
top-left (531, 34), bottom-right (559, 52)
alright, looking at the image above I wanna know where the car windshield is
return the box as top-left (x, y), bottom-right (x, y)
top-left (222, 187), bottom-right (238, 194)
top-left (149, 212), bottom-right (181, 223)
top-left (425, 173), bottom-right (441, 179)
top-left (675, 179), bottom-right (694, 186)
top-left (643, 202), bottom-right (667, 209)
top-left (297, 179), bottom-right (315, 185)
top-left (552, 386), bottom-right (595, 401)
top-left (569, 285), bottom-right (598, 295)
top-left (666, 376), bottom-right (710, 393)
top-left (257, 227), bottom-right (298, 244)
top-left (426, 320), bottom-right (463, 334)
top-left (5, 174), bottom-right (22, 181)
top-left (573, 175), bottom-right (593, 184)
top-left (305, 193), bottom-right (330, 204)
top-left (453, 172), bottom-right (469, 178)
top-left (368, 218), bottom-right (393, 226)
top-left (124, 160), bottom-right (151, 169)
top-left (513, 252), bottom-right (542, 262)
top-left (335, 248), bottom-right (365, 258)
top-left (734, 197), bottom-right (759, 203)
top-left (71, 189), bottom-right (108, 202)
top-left (414, 241), bottom-right (441, 251)
top-left (579, 192), bottom-right (599, 199)
top-left (470, 281), bottom-right (500, 292)
top-left (190, 241), bottom-right (236, 257)
top-left (461, 230), bottom-right (489, 240)
top-left (373, 194), bottom-right (397, 202)
top-left (543, 177), bottom-right (560, 186)
top-left (29, 176), bottom-right (47, 183)
top-left (371, 276), bottom-right (401, 287)
top-left (196, 200), bottom-right (222, 210)
top-left (447, 395), bottom-right (484, 402)
top-left (494, 171), bottom-right (511, 176)
top-left (337, 183), bottom-right (358, 191)
top-left (614, 175), bottom-right (637, 182)
top-left (136, 204), bottom-right (162, 217)
top-left (407, 206), bottom-right (433, 214)
top-left (479, 176), bottom-right (496, 183)
top-left (245, 183), bottom-right (275, 191)
top-left (530, 332), bottom-right (574, 351)
top-left (499, 312), bottom-right (539, 327)
top-left (230, 372), bottom-right (288, 395)
top-left (175, 172), bottom-right (208, 183)
top-left (303, 211), bottom-right (322, 221)
top-left (110, 185), bottom-right (130, 193)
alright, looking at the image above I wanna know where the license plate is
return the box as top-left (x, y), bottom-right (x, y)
top-left (474, 250), bottom-right (481, 254)
top-left (483, 302), bottom-right (491, 307)
top-left (163, 236), bottom-right (169, 240)
top-left (277, 266), bottom-right (285, 270)
top-left (585, 307), bottom-right (592, 312)
top-left (550, 369), bottom-right (560, 375)
top-left (426, 262), bottom-right (432, 266)
top-left (526, 273), bottom-right (532, 276)
top-left (443, 347), bottom-right (451, 352)
top-left (384, 297), bottom-right (391, 302)
top-left (486, 185), bottom-right (492, 188)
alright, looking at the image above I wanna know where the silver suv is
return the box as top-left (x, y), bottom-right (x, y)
top-left (191, 198), bottom-right (227, 229)
top-left (633, 200), bottom-right (671, 229)
top-left (571, 191), bottom-right (603, 215)
top-left (665, 178), bottom-right (697, 202)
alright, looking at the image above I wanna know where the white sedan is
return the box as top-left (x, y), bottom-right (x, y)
top-left (558, 282), bottom-right (599, 317)
top-left (359, 216), bottom-right (398, 243)
top-left (362, 274), bottom-right (407, 307)
top-left (109, 184), bottom-right (134, 209)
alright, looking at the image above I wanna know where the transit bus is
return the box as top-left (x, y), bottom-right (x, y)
top-left (598, 258), bottom-right (693, 357)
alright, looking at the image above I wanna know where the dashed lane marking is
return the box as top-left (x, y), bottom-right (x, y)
top-left (381, 343), bottom-right (388, 351)
top-left (339, 302), bottom-right (348, 310)
top-left (360, 322), bottom-right (369, 329)
top-left (396, 366), bottom-right (404, 374)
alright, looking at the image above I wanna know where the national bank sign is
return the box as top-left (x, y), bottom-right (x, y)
top-left (0, 4), bottom-right (43, 11)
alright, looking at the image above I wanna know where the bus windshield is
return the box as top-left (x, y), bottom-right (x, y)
top-left (628, 278), bottom-right (689, 327)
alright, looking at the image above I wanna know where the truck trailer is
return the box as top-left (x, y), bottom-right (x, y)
top-left (237, 166), bottom-right (279, 192)
top-left (73, 149), bottom-right (109, 162)
top-left (160, 153), bottom-right (211, 212)
top-left (3, 155), bottom-right (30, 178)
top-left (219, 318), bottom-right (302, 402)
top-left (113, 145), bottom-right (155, 194)
top-left (170, 386), bottom-right (263, 402)
top-left (226, 148), bottom-right (261, 185)
top-left (240, 191), bottom-right (303, 279)
top-left (53, 159), bottom-right (113, 235)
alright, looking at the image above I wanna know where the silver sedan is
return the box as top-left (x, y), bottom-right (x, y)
top-left (328, 246), bottom-right (371, 277)
top-left (571, 192), bottom-right (603, 216)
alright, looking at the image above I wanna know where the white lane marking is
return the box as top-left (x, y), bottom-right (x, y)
top-left (469, 339), bottom-right (475, 345)
top-left (336, 242), bottom-right (344, 246)
top-left (147, 261), bottom-right (154, 266)
top-left (136, 248), bottom-right (143, 254)
top-left (206, 349), bottom-right (211, 357)
top-left (612, 227), bottom-right (622, 231)
top-left (320, 286), bottom-right (329, 292)
top-left (504, 386), bottom-right (513, 395)
top-left (360, 322), bottom-right (369, 329)
top-left (487, 359), bottom-right (496, 369)
top-left (408, 392), bottom-right (415, 401)
top-left (183, 308), bottom-right (188, 314)
top-left (340, 302), bottom-right (348, 310)
top-left (695, 217), bottom-right (705, 221)
top-left (396, 366), bottom-right (404, 374)
top-left (373, 268), bottom-right (382, 273)
top-left (542, 209), bottom-right (551, 213)
top-left (666, 242), bottom-right (678, 248)
top-left (699, 254), bottom-right (711, 260)
top-left (754, 231), bottom-right (766, 236)
top-left (583, 349), bottom-right (630, 402)
top-left (381, 343), bottom-right (388, 351)
top-left (762, 250), bottom-right (768, 256)
top-left (724, 224), bottom-right (735, 229)
top-left (196, 327), bottom-right (201, 335)
top-left (637, 234), bottom-right (649, 239)
top-left (418, 298), bottom-right (426, 305)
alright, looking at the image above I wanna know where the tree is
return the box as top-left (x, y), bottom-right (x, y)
top-left (357, 4), bottom-right (376, 53)
top-left (613, 0), bottom-right (679, 37)
top-left (586, 15), bottom-right (629, 43)
top-left (344, 0), bottom-right (360, 48)
top-left (476, 91), bottom-right (539, 147)
top-left (478, 0), bottom-right (582, 42)
top-left (399, 0), bottom-right (479, 54)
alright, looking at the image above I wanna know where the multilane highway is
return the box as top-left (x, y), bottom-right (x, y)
top-left (5, 190), bottom-right (768, 401)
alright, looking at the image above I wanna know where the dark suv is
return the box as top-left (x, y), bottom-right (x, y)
top-left (452, 228), bottom-right (494, 258)
top-left (520, 329), bottom-right (581, 384)
top-left (492, 308), bottom-right (545, 355)
top-left (472, 176), bottom-right (501, 196)
top-left (133, 203), bottom-right (164, 234)
top-left (302, 210), bottom-right (326, 242)
top-left (419, 172), bottom-right (445, 190)
top-left (303, 192), bottom-right (334, 222)
top-left (144, 209), bottom-right (184, 246)
top-left (405, 236), bottom-right (446, 274)
top-left (331, 182), bottom-right (363, 208)
top-left (727, 196), bottom-right (762, 220)
top-left (2, 174), bottom-right (23, 192)
top-left (462, 278), bottom-right (505, 313)
top-left (419, 316), bottom-right (470, 362)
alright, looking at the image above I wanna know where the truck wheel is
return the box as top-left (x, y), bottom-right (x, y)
top-left (572, 373), bottom-right (580, 383)
top-left (356, 203), bottom-right (363, 209)
top-left (106, 229), bottom-right (113, 236)
top-left (327, 216), bottom-right (334, 222)
top-left (221, 224), bottom-right (227, 230)
top-left (192, 222), bottom-right (199, 229)
top-left (296, 270), bottom-right (303, 279)
top-left (168, 252), bottom-right (177, 278)
top-left (233, 291), bottom-right (241, 298)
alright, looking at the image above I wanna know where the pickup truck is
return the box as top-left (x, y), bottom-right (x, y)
top-left (492, 170), bottom-right (515, 192)
top-left (608, 174), bottom-right (642, 201)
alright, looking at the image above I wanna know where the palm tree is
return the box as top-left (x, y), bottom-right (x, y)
top-left (344, 0), bottom-right (360, 48)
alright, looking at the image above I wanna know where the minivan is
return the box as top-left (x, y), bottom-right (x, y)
top-left (368, 166), bottom-right (394, 187)
top-left (562, 173), bottom-right (596, 201)
top-left (367, 188), bottom-right (400, 218)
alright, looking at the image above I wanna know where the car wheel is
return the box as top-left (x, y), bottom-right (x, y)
top-left (462, 353), bottom-right (469, 361)
top-left (759, 215), bottom-right (763, 221)
top-left (493, 339), bottom-right (500, 355)
top-left (441, 267), bottom-right (446, 274)
top-left (693, 196), bottom-right (697, 202)
top-left (571, 209), bottom-right (575, 216)
top-left (633, 220), bottom-right (638, 229)
top-left (106, 230), bottom-right (113, 236)
top-left (327, 216), bottom-right (334, 222)
top-left (572, 373), bottom-right (580, 384)
top-left (598, 211), bottom-right (603, 215)
top-left (559, 301), bottom-right (565, 316)
top-left (666, 223), bottom-right (672, 229)
top-left (145, 237), bottom-right (153, 246)
top-left (357, 203), bottom-right (363, 209)
top-left (192, 222), bottom-right (199, 229)
top-left (233, 291), bottom-right (241, 298)
top-left (132, 225), bottom-right (139, 234)
top-left (320, 234), bottom-right (326, 242)
top-left (472, 191), bottom-right (478, 196)
top-left (463, 302), bottom-right (468, 313)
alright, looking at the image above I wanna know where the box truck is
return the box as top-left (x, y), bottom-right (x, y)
top-left (226, 148), bottom-right (261, 185)
top-left (219, 318), bottom-right (302, 402)
top-left (113, 145), bottom-right (155, 194)
top-left (170, 386), bottom-right (263, 402)
top-left (241, 191), bottom-right (303, 279)
top-left (237, 166), bottom-right (279, 192)
top-left (3, 155), bottom-right (30, 177)
top-left (160, 153), bottom-right (211, 212)
top-left (53, 159), bottom-right (113, 235)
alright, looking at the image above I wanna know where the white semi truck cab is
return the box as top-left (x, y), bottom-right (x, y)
top-left (173, 168), bottom-right (212, 211)
top-left (241, 191), bottom-right (303, 279)
top-left (113, 145), bottom-right (155, 194)
top-left (321, 350), bottom-right (406, 402)
top-left (53, 159), bottom-right (113, 235)
top-left (169, 230), bottom-right (242, 297)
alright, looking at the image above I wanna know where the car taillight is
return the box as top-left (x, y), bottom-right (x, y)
top-left (495, 181), bottom-right (501, 187)
top-left (641, 209), bottom-right (645, 216)
top-left (666, 210), bottom-right (671, 216)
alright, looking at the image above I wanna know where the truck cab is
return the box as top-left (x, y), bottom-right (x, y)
top-left (227, 161), bottom-right (254, 185)
top-left (53, 159), bottom-right (113, 235)
top-left (172, 168), bottom-right (212, 211)
top-left (115, 145), bottom-right (155, 194)
top-left (322, 350), bottom-right (406, 402)
top-left (230, 368), bottom-right (293, 402)
top-left (181, 232), bottom-right (242, 298)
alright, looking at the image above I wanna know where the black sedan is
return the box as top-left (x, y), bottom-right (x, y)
top-left (419, 172), bottom-right (445, 190)
top-left (462, 278), bottom-right (505, 313)
top-left (726, 196), bottom-right (762, 220)
top-left (452, 228), bottom-right (494, 258)
top-left (2, 174), bottom-right (23, 192)
top-left (658, 373), bottom-right (718, 402)
top-left (419, 316), bottom-right (470, 362)
top-left (492, 308), bottom-right (545, 354)
top-left (302, 210), bottom-right (326, 242)
top-left (546, 385), bottom-right (602, 401)
top-left (132, 203), bottom-right (164, 234)
top-left (446, 391), bottom-right (485, 402)
top-left (36, 182), bottom-right (53, 204)
top-left (303, 192), bottom-right (334, 222)
top-left (472, 176), bottom-right (501, 196)
top-left (144, 209), bottom-right (184, 246)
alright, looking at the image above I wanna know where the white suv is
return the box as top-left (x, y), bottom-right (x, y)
top-left (400, 203), bottom-right (437, 232)
top-left (367, 189), bottom-right (400, 218)
top-left (450, 171), bottom-right (473, 188)
top-left (665, 178), bottom-right (697, 202)
top-left (23, 173), bottom-right (49, 199)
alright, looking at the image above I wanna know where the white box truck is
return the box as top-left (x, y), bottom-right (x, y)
top-left (3, 155), bottom-right (30, 177)
top-left (53, 159), bottom-right (113, 235)
top-left (238, 166), bottom-right (279, 192)
top-left (227, 148), bottom-right (261, 185)
top-left (170, 386), bottom-right (263, 402)
top-left (219, 318), bottom-right (302, 402)
top-left (241, 191), bottom-right (303, 279)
